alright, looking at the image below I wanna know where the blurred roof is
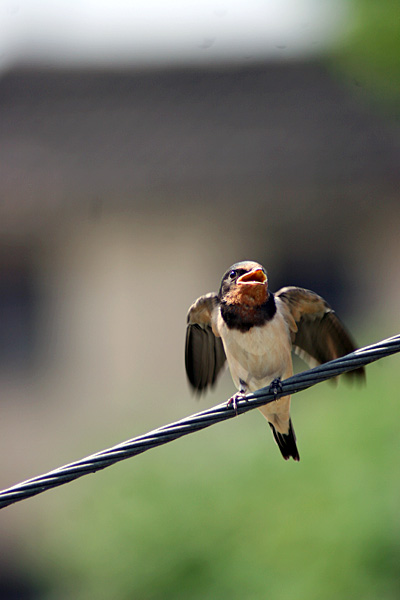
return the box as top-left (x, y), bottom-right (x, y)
top-left (0, 64), bottom-right (399, 235)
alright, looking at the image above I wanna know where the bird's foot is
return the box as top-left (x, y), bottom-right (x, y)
top-left (227, 392), bottom-right (247, 416)
top-left (269, 377), bottom-right (283, 400)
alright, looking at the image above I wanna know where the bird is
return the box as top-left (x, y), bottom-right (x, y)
top-left (185, 260), bottom-right (365, 461)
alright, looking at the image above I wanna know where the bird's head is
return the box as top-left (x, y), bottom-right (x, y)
top-left (219, 261), bottom-right (269, 306)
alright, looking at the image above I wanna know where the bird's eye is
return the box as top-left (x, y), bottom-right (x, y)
top-left (229, 270), bottom-right (237, 279)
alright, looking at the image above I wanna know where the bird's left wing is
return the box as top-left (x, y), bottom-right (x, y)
top-left (185, 293), bottom-right (226, 392)
top-left (276, 286), bottom-right (365, 381)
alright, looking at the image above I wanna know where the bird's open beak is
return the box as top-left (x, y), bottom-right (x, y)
top-left (237, 268), bottom-right (267, 285)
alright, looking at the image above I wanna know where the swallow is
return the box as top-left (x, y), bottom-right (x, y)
top-left (185, 261), bottom-right (365, 461)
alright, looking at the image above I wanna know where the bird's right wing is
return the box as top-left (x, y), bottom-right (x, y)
top-left (185, 293), bottom-right (226, 393)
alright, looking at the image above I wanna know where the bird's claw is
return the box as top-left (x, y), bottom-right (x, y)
top-left (227, 392), bottom-right (246, 416)
top-left (269, 378), bottom-right (283, 399)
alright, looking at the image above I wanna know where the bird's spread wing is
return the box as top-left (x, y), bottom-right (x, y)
top-left (185, 293), bottom-right (226, 392)
top-left (276, 286), bottom-right (365, 381)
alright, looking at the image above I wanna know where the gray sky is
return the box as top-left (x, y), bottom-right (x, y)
top-left (0, 0), bottom-right (350, 71)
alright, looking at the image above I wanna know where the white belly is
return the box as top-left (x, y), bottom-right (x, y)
top-left (215, 308), bottom-right (293, 393)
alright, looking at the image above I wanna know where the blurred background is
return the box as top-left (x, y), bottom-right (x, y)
top-left (0, 0), bottom-right (399, 598)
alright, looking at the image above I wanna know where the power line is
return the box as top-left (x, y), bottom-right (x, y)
top-left (1, 333), bottom-right (399, 510)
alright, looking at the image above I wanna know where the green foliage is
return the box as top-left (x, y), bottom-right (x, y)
top-left (27, 361), bottom-right (400, 600)
top-left (330, 0), bottom-right (400, 115)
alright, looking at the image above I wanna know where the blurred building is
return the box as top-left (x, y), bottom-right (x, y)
top-left (0, 63), bottom-right (399, 395)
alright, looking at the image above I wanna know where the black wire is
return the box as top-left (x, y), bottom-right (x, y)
top-left (0, 333), bottom-right (399, 510)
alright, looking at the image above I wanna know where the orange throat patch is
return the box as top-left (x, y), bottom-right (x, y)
top-left (225, 283), bottom-right (268, 308)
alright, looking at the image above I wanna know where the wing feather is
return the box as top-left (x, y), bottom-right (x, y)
top-left (276, 286), bottom-right (365, 381)
top-left (185, 293), bottom-right (226, 392)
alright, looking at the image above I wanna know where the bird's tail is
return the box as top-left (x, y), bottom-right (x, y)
top-left (269, 419), bottom-right (300, 461)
